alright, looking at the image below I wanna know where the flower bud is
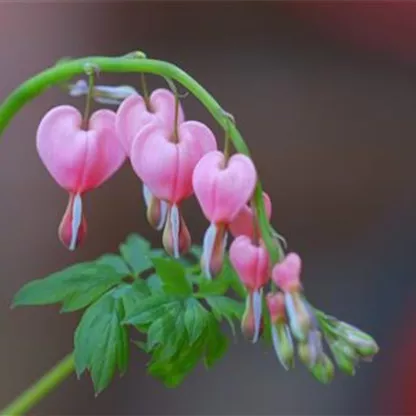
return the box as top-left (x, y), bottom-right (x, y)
top-left (271, 322), bottom-right (294, 370)
top-left (285, 292), bottom-right (312, 342)
top-left (310, 354), bottom-right (335, 384)
top-left (69, 79), bottom-right (137, 105)
top-left (297, 330), bottom-right (323, 367)
top-left (328, 339), bottom-right (357, 376)
top-left (337, 322), bottom-right (379, 358)
top-left (241, 292), bottom-right (264, 343)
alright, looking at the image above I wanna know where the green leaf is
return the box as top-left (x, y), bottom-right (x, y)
top-left (146, 301), bottom-right (184, 353)
top-left (74, 288), bottom-right (129, 394)
top-left (146, 274), bottom-right (163, 293)
top-left (151, 257), bottom-right (192, 295)
top-left (95, 254), bottom-right (131, 277)
top-left (13, 263), bottom-right (124, 312)
top-left (205, 295), bottom-right (244, 335)
top-left (204, 317), bottom-right (229, 368)
top-left (221, 258), bottom-right (246, 299)
top-left (148, 330), bottom-right (207, 387)
top-left (184, 298), bottom-right (209, 344)
top-left (123, 293), bottom-right (181, 326)
top-left (197, 274), bottom-right (230, 296)
top-left (119, 234), bottom-right (152, 276)
top-left (119, 280), bottom-right (151, 317)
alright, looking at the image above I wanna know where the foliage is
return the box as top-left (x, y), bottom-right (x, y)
top-left (13, 234), bottom-right (245, 393)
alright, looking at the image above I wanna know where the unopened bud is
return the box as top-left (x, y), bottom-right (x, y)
top-left (285, 292), bottom-right (312, 341)
top-left (337, 322), bottom-right (379, 358)
top-left (328, 339), bottom-right (357, 376)
top-left (241, 293), bottom-right (264, 343)
top-left (297, 330), bottom-right (323, 367)
top-left (310, 354), bottom-right (335, 384)
top-left (271, 322), bottom-right (294, 370)
top-left (69, 80), bottom-right (137, 105)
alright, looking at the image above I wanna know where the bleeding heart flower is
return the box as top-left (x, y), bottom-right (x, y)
top-left (192, 151), bottom-right (257, 278)
top-left (36, 105), bottom-right (126, 250)
top-left (130, 121), bottom-right (217, 258)
top-left (116, 88), bottom-right (184, 232)
top-left (229, 192), bottom-right (272, 239)
top-left (116, 88), bottom-right (185, 156)
top-left (272, 253), bottom-right (312, 342)
top-left (272, 252), bottom-right (302, 292)
top-left (229, 235), bottom-right (270, 342)
top-left (266, 292), bottom-right (295, 370)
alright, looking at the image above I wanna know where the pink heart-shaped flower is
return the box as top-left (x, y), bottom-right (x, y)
top-left (36, 105), bottom-right (126, 193)
top-left (192, 151), bottom-right (257, 223)
top-left (229, 192), bottom-right (272, 238)
top-left (116, 88), bottom-right (185, 156)
top-left (229, 235), bottom-right (270, 291)
top-left (130, 121), bottom-right (217, 203)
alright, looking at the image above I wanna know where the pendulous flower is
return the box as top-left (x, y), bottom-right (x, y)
top-left (131, 121), bottom-right (217, 258)
top-left (266, 292), bottom-right (295, 369)
top-left (116, 88), bottom-right (184, 231)
top-left (272, 252), bottom-right (313, 341)
top-left (36, 105), bottom-right (126, 250)
top-left (229, 235), bottom-right (270, 343)
top-left (229, 192), bottom-right (272, 239)
top-left (193, 151), bottom-right (257, 278)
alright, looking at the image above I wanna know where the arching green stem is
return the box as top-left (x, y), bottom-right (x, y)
top-left (0, 352), bottom-right (75, 415)
top-left (0, 55), bottom-right (283, 264)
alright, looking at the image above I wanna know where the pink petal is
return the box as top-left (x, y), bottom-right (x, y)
top-left (266, 292), bottom-right (286, 323)
top-left (201, 223), bottom-right (228, 279)
top-left (162, 204), bottom-right (191, 258)
top-left (130, 121), bottom-right (217, 203)
top-left (192, 151), bottom-right (257, 223)
top-left (58, 192), bottom-right (87, 250)
top-left (36, 106), bottom-right (126, 193)
top-left (116, 88), bottom-right (185, 156)
top-left (272, 252), bottom-right (302, 292)
top-left (229, 235), bottom-right (270, 291)
top-left (229, 192), bottom-right (272, 238)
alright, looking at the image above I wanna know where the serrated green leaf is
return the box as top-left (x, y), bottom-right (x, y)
top-left (146, 301), bottom-right (184, 352)
top-left (205, 295), bottom-right (244, 335)
top-left (119, 280), bottom-right (151, 317)
top-left (13, 263), bottom-right (123, 312)
top-left (197, 275), bottom-right (230, 296)
top-left (184, 298), bottom-right (209, 344)
top-left (74, 292), bottom-right (115, 375)
top-left (95, 254), bottom-right (131, 277)
top-left (74, 289), bottom-right (129, 394)
top-left (119, 234), bottom-right (152, 276)
top-left (151, 257), bottom-right (192, 295)
top-left (204, 317), bottom-right (229, 368)
top-left (148, 331), bottom-right (207, 387)
top-left (123, 293), bottom-right (181, 326)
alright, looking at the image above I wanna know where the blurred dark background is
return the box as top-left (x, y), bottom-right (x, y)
top-left (1, 2), bottom-right (416, 414)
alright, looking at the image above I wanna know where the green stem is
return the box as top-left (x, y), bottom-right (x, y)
top-left (1, 352), bottom-right (75, 415)
top-left (82, 71), bottom-right (95, 129)
top-left (140, 73), bottom-right (151, 110)
top-left (0, 55), bottom-right (282, 264)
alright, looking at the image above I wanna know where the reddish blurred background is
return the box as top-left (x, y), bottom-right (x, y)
top-left (0, 2), bottom-right (415, 414)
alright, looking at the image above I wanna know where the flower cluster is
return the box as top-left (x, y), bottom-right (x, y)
top-left (35, 75), bottom-right (378, 383)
